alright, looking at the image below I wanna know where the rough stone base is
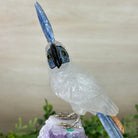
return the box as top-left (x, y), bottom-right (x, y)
top-left (38, 115), bottom-right (88, 138)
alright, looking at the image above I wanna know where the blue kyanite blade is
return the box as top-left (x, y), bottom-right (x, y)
top-left (97, 113), bottom-right (124, 138)
top-left (35, 1), bottom-right (54, 43)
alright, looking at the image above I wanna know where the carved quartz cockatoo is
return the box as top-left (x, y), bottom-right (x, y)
top-left (35, 2), bottom-right (124, 138)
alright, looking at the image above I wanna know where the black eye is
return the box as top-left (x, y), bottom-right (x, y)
top-left (62, 50), bottom-right (66, 56)
top-left (47, 53), bottom-right (51, 60)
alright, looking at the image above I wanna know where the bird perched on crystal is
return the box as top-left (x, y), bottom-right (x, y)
top-left (35, 2), bottom-right (124, 138)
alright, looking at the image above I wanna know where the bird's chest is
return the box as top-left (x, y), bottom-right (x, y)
top-left (49, 71), bottom-right (94, 103)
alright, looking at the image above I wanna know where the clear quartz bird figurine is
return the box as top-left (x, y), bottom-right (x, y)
top-left (35, 2), bottom-right (124, 138)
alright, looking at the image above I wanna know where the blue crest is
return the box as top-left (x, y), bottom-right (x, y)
top-left (35, 2), bottom-right (54, 43)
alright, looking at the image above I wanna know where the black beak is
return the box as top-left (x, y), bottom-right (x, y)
top-left (50, 44), bottom-right (62, 68)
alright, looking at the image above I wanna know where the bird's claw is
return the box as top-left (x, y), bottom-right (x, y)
top-left (56, 112), bottom-right (81, 129)
top-left (55, 112), bottom-right (69, 120)
top-left (59, 122), bottom-right (72, 129)
top-left (58, 122), bottom-right (81, 129)
top-left (55, 112), bottom-right (77, 120)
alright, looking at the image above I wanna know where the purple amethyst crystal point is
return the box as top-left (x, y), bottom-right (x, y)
top-left (38, 115), bottom-right (88, 138)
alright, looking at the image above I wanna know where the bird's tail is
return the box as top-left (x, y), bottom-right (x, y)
top-left (97, 113), bottom-right (124, 138)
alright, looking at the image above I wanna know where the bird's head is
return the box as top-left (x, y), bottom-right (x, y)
top-left (35, 2), bottom-right (70, 69)
top-left (46, 41), bottom-right (70, 69)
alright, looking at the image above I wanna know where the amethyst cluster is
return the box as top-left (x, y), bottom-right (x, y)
top-left (38, 115), bottom-right (87, 138)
